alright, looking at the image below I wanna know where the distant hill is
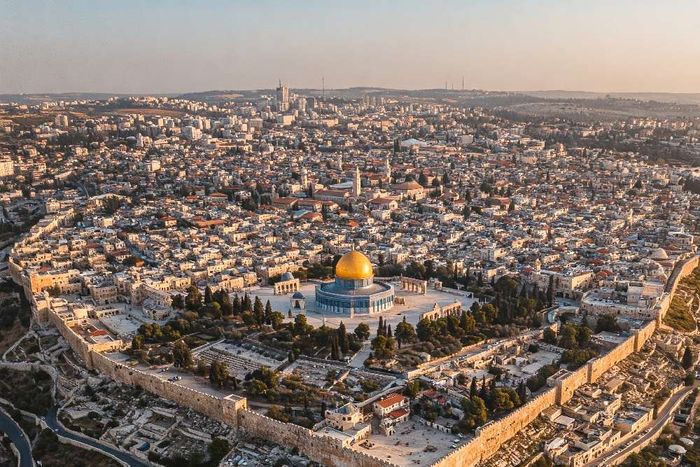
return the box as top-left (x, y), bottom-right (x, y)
top-left (0, 92), bottom-right (173, 105)
top-left (2, 88), bottom-right (699, 120)
top-left (521, 90), bottom-right (700, 106)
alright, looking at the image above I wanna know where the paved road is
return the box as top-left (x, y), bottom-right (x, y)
top-left (0, 408), bottom-right (34, 467)
top-left (45, 407), bottom-right (150, 467)
top-left (349, 342), bottom-right (371, 368)
top-left (589, 384), bottom-right (696, 466)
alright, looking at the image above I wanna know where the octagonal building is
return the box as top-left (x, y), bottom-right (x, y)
top-left (315, 251), bottom-right (395, 316)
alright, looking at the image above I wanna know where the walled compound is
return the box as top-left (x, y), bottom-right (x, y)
top-left (9, 208), bottom-right (699, 466)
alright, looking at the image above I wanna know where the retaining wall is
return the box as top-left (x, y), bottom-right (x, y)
top-left (237, 409), bottom-right (397, 467)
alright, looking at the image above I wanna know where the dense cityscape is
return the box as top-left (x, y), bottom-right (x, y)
top-left (0, 81), bottom-right (698, 467)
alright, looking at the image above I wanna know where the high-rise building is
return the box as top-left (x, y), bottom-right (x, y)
top-left (54, 114), bottom-right (69, 127)
top-left (276, 80), bottom-right (289, 112)
top-left (182, 126), bottom-right (202, 140)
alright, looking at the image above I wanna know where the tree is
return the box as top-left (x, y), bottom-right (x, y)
top-left (469, 377), bottom-right (478, 399)
top-left (209, 360), bottom-right (229, 388)
top-left (490, 388), bottom-right (520, 413)
top-left (185, 285), bottom-right (202, 311)
top-left (337, 322), bottom-right (349, 354)
top-left (172, 340), bottom-right (193, 368)
top-left (208, 438), bottom-right (231, 463)
top-left (404, 380), bottom-right (421, 399)
top-left (267, 405), bottom-right (290, 423)
top-left (371, 335), bottom-right (396, 359)
top-left (264, 300), bottom-right (273, 325)
top-left (461, 395), bottom-right (488, 430)
top-left (543, 328), bottom-right (557, 345)
top-left (596, 314), bottom-right (621, 333)
top-left (270, 311), bottom-right (285, 330)
top-left (395, 317), bottom-right (417, 344)
top-left (293, 313), bottom-right (312, 336)
top-left (242, 293), bottom-right (252, 312)
top-left (171, 294), bottom-right (185, 309)
top-left (546, 275), bottom-right (555, 307)
top-left (204, 286), bottom-right (213, 304)
top-left (685, 372), bottom-right (696, 386)
top-left (683, 347), bottom-right (694, 369)
top-left (220, 293), bottom-right (233, 316)
top-left (131, 334), bottom-right (144, 351)
top-left (416, 318), bottom-right (436, 341)
top-left (558, 324), bottom-right (579, 350)
top-left (354, 322), bottom-right (370, 341)
top-left (460, 310), bottom-right (476, 334)
top-left (253, 296), bottom-right (264, 325)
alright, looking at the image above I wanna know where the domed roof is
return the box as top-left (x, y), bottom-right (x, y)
top-left (280, 272), bottom-right (294, 281)
top-left (335, 251), bottom-right (373, 281)
top-left (292, 291), bottom-right (305, 299)
top-left (650, 248), bottom-right (669, 260)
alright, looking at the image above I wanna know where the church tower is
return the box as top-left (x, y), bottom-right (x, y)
top-left (352, 165), bottom-right (361, 197)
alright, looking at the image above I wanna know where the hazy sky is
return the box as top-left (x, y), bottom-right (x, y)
top-left (1, 0), bottom-right (699, 94)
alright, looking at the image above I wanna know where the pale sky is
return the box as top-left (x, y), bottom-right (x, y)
top-left (1, 0), bottom-right (699, 94)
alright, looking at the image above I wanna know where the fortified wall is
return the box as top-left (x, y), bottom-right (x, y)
top-left (433, 257), bottom-right (699, 467)
top-left (44, 309), bottom-right (247, 428)
top-left (238, 410), bottom-right (397, 467)
top-left (20, 250), bottom-right (700, 467)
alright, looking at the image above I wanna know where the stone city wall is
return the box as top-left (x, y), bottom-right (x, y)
top-left (433, 388), bottom-right (558, 467)
top-left (27, 253), bottom-right (699, 467)
top-left (237, 409), bottom-right (397, 467)
top-left (90, 351), bottom-right (246, 428)
top-left (557, 365), bottom-right (589, 405)
top-left (587, 334), bottom-right (636, 384)
top-left (432, 259), bottom-right (700, 466)
top-left (659, 255), bottom-right (700, 323)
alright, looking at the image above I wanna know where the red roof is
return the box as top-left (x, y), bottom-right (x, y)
top-left (376, 394), bottom-right (406, 409)
top-left (387, 408), bottom-right (409, 419)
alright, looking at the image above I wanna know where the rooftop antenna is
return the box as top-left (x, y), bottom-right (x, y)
top-left (322, 77), bottom-right (325, 99)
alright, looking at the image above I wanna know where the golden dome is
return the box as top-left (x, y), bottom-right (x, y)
top-left (335, 251), bottom-right (374, 281)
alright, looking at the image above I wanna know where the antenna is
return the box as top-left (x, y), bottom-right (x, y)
top-left (462, 76), bottom-right (464, 91)
top-left (322, 77), bottom-right (325, 99)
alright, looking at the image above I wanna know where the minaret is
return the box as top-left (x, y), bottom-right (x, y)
top-left (337, 154), bottom-right (343, 170)
top-left (385, 155), bottom-right (392, 179)
top-left (300, 165), bottom-right (308, 188)
top-left (352, 165), bottom-right (361, 197)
